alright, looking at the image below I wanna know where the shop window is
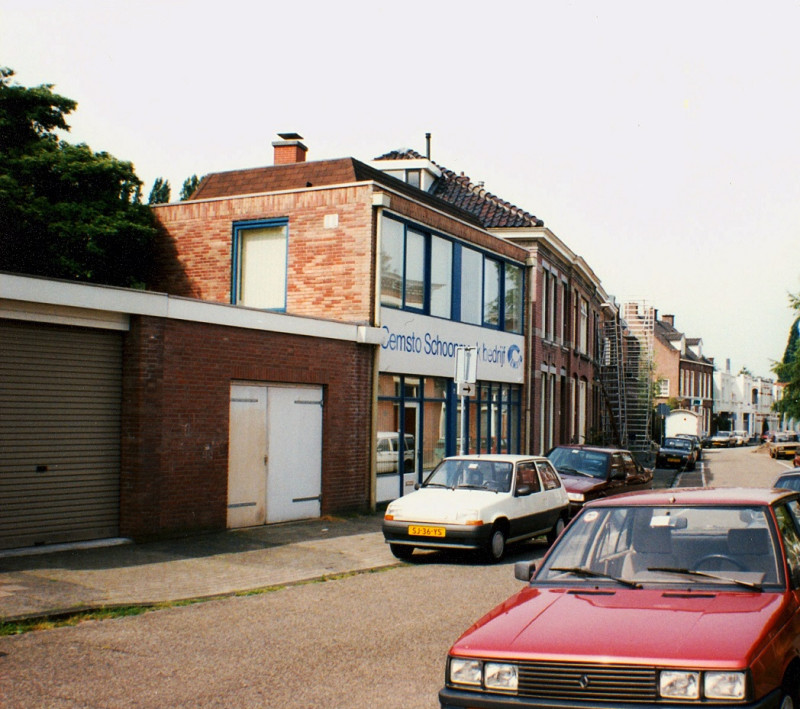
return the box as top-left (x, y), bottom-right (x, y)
top-left (232, 219), bottom-right (288, 309)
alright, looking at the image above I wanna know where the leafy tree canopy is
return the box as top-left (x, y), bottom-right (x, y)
top-left (180, 174), bottom-right (200, 200)
top-left (0, 67), bottom-right (157, 287)
top-left (148, 177), bottom-right (171, 205)
top-left (773, 291), bottom-right (800, 420)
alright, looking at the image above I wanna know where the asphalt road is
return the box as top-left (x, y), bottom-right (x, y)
top-left (0, 444), bottom-right (790, 709)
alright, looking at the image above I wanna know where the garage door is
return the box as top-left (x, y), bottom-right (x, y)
top-left (0, 319), bottom-right (123, 549)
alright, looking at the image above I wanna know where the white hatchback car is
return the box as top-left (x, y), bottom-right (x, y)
top-left (382, 454), bottom-right (569, 562)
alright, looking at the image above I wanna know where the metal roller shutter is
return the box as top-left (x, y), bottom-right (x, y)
top-left (0, 319), bottom-right (122, 549)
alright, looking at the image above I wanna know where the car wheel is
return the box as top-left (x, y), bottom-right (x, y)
top-left (780, 677), bottom-right (800, 709)
top-left (547, 516), bottom-right (566, 545)
top-left (389, 544), bottom-right (414, 560)
top-left (486, 525), bottom-right (507, 562)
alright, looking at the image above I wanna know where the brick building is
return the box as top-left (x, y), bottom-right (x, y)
top-left (153, 136), bottom-right (530, 504)
top-left (652, 312), bottom-right (714, 434)
top-left (372, 150), bottom-right (613, 453)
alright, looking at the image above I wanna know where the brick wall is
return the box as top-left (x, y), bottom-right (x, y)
top-left (151, 186), bottom-right (376, 324)
top-left (121, 315), bottom-right (374, 540)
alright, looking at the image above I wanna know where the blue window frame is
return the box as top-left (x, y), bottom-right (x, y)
top-left (231, 218), bottom-right (289, 310)
top-left (380, 214), bottom-right (524, 332)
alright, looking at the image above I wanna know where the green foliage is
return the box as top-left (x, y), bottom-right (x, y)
top-left (773, 293), bottom-right (800, 420)
top-left (148, 177), bottom-right (171, 204)
top-left (0, 67), bottom-right (157, 287)
top-left (180, 174), bottom-right (200, 200)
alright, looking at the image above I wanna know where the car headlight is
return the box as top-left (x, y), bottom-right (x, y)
top-left (705, 672), bottom-right (746, 700)
top-left (567, 492), bottom-right (585, 503)
top-left (484, 662), bottom-right (518, 691)
top-left (454, 509), bottom-right (482, 525)
top-left (449, 658), bottom-right (482, 686)
top-left (448, 658), bottom-right (518, 692)
top-left (660, 671), bottom-right (700, 699)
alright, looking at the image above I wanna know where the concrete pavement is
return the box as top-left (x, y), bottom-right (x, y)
top-left (0, 467), bottom-right (687, 624)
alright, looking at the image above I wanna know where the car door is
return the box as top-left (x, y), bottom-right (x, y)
top-left (620, 451), bottom-right (652, 491)
top-left (510, 461), bottom-right (561, 539)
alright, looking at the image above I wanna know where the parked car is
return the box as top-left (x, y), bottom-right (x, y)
top-left (770, 433), bottom-right (800, 460)
top-left (382, 454), bottom-right (569, 562)
top-left (376, 431), bottom-right (415, 473)
top-left (705, 430), bottom-right (734, 448)
top-left (731, 430), bottom-right (749, 446)
top-left (546, 445), bottom-right (653, 515)
top-left (655, 436), bottom-right (697, 470)
top-left (440, 487), bottom-right (800, 709)
top-left (773, 469), bottom-right (800, 491)
top-left (675, 432), bottom-right (703, 460)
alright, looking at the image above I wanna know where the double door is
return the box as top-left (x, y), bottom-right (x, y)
top-left (227, 384), bottom-right (323, 527)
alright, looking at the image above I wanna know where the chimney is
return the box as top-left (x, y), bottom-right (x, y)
top-left (662, 314), bottom-right (675, 327)
top-left (272, 132), bottom-right (307, 165)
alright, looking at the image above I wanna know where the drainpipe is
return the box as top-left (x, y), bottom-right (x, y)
top-left (370, 192), bottom-right (391, 510)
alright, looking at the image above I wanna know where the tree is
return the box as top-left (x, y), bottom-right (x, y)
top-left (148, 177), bottom-right (171, 204)
top-left (773, 292), bottom-right (800, 420)
top-left (180, 174), bottom-right (200, 200)
top-left (0, 67), bottom-right (157, 287)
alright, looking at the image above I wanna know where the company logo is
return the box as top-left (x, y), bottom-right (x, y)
top-left (508, 344), bottom-right (522, 370)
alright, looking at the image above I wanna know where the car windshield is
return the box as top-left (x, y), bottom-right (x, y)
top-left (775, 476), bottom-right (800, 492)
top-left (423, 459), bottom-right (513, 492)
top-left (547, 448), bottom-right (609, 479)
top-left (536, 504), bottom-right (783, 591)
top-left (663, 438), bottom-right (691, 450)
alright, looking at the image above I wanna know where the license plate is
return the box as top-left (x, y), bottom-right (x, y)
top-left (667, 457), bottom-right (681, 463)
top-left (409, 525), bottom-right (445, 538)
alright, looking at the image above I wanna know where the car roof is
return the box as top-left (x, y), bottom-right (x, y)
top-left (584, 486), bottom-right (797, 508)
top-left (443, 454), bottom-right (549, 463)
top-left (775, 469), bottom-right (800, 480)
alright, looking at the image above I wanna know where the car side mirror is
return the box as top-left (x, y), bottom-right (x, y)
top-left (515, 560), bottom-right (536, 582)
top-left (516, 484), bottom-right (532, 496)
top-left (414, 483), bottom-right (420, 490)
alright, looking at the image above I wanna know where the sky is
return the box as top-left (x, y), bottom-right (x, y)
top-left (2, 0), bottom-right (799, 378)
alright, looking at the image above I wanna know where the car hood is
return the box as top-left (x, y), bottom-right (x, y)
top-left (557, 475), bottom-right (607, 495)
top-left (387, 487), bottom-right (510, 522)
top-left (451, 586), bottom-right (785, 666)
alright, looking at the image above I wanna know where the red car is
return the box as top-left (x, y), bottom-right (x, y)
top-left (440, 487), bottom-right (800, 708)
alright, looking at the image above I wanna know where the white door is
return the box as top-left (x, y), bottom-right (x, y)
top-left (266, 386), bottom-right (323, 523)
top-left (227, 385), bottom-right (268, 528)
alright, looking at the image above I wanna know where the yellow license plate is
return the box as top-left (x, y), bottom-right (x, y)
top-left (667, 457), bottom-right (681, 463)
top-left (409, 525), bottom-right (445, 538)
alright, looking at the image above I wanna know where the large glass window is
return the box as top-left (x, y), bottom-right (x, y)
top-left (505, 264), bottom-right (523, 334)
top-left (483, 257), bottom-right (501, 327)
top-left (430, 236), bottom-right (452, 318)
top-left (380, 214), bottom-right (523, 332)
top-left (460, 247), bottom-right (483, 325)
top-left (377, 374), bottom-right (521, 497)
top-left (233, 220), bottom-right (288, 309)
top-left (405, 228), bottom-right (426, 310)
top-left (380, 217), bottom-right (404, 307)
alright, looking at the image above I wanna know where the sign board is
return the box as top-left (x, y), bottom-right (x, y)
top-left (656, 403), bottom-right (671, 417)
top-left (457, 381), bottom-right (477, 397)
top-left (379, 308), bottom-right (524, 383)
top-left (454, 346), bottom-right (477, 385)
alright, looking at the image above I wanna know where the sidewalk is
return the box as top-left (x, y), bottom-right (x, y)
top-left (0, 467), bottom-right (693, 624)
top-left (0, 512), bottom-right (395, 622)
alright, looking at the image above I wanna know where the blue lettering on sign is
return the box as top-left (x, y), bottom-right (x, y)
top-left (381, 324), bottom-right (522, 369)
